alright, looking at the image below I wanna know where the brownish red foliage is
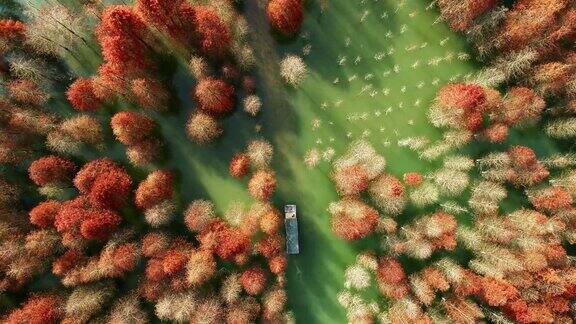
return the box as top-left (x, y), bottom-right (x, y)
top-left (530, 186), bottom-right (573, 212)
top-left (484, 123), bottom-right (509, 143)
top-left (403, 172), bottom-right (423, 186)
top-left (269, 255), bottom-right (287, 274)
top-left (481, 277), bottom-right (519, 306)
top-left (52, 249), bottom-right (83, 276)
top-left (437, 0), bottom-right (496, 31)
top-left (248, 170), bottom-right (277, 201)
top-left (507, 146), bottom-right (549, 187)
top-left (437, 83), bottom-right (486, 112)
top-left (198, 220), bottom-right (251, 261)
top-left (135, 170), bottom-right (174, 209)
top-left (66, 79), bottom-right (102, 111)
top-left (0, 19), bottom-right (25, 40)
top-left (331, 199), bottom-right (379, 241)
top-left (333, 164), bottom-right (369, 196)
top-left (267, 0), bottom-right (304, 36)
top-left (500, 0), bottom-right (570, 52)
top-left (97, 5), bottom-right (152, 77)
top-left (131, 78), bottom-right (169, 111)
top-left (28, 155), bottom-right (76, 186)
top-left (5, 294), bottom-right (62, 324)
top-left (29, 201), bottom-right (60, 228)
top-left (142, 232), bottom-right (169, 258)
top-left (88, 168), bottom-right (132, 210)
top-left (215, 226), bottom-right (251, 261)
top-left (8, 80), bottom-right (49, 106)
top-left (194, 77), bottom-right (235, 117)
top-left (162, 249), bottom-right (188, 275)
top-left (135, 0), bottom-right (194, 47)
top-left (240, 266), bottom-right (267, 295)
top-left (229, 153), bottom-right (250, 178)
top-left (112, 243), bottom-right (139, 273)
top-left (501, 87), bottom-right (545, 125)
top-left (258, 234), bottom-right (284, 259)
top-left (73, 159), bottom-right (132, 210)
top-left (73, 158), bottom-right (119, 193)
top-left (377, 257), bottom-right (406, 284)
top-left (80, 209), bottom-right (122, 240)
top-left (260, 207), bottom-right (282, 235)
top-left (194, 6), bottom-right (231, 57)
top-left (111, 111), bottom-right (155, 146)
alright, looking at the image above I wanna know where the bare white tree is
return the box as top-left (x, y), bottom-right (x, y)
top-left (280, 55), bottom-right (307, 86)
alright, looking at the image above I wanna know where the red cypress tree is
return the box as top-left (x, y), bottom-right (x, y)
top-left (547, 8), bottom-right (576, 44)
top-left (214, 226), bottom-right (251, 261)
top-left (453, 269), bottom-right (482, 297)
top-left (54, 196), bottom-right (90, 234)
top-left (0, 19), bottom-right (25, 40)
top-left (240, 266), bottom-right (267, 295)
top-left (484, 123), bottom-right (509, 143)
top-left (98, 5), bottom-right (148, 41)
top-left (260, 206), bottom-right (282, 235)
top-left (135, 0), bottom-right (188, 44)
top-left (5, 294), bottom-right (63, 324)
top-left (79, 209), bottom-right (122, 240)
top-left (194, 77), bottom-right (235, 116)
top-left (8, 80), bottom-right (49, 106)
top-left (112, 243), bottom-right (138, 273)
top-left (421, 267), bottom-right (450, 292)
top-left (110, 111), bottom-right (155, 146)
top-left (530, 186), bottom-right (573, 212)
top-left (437, 83), bottom-right (486, 112)
top-left (29, 201), bottom-right (60, 228)
top-left (197, 219), bottom-right (223, 250)
top-left (438, 0), bottom-right (496, 31)
top-left (332, 164), bottom-right (369, 196)
top-left (131, 78), bottom-right (169, 111)
top-left (505, 298), bottom-right (531, 323)
top-left (331, 199), bottom-right (379, 240)
top-left (145, 258), bottom-right (166, 282)
top-left (28, 155), bottom-right (76, 186)
top-left (527, 303), bottom-right (554, 323)
top-left (92, 63), bottom-right (127, 99)
top-left (52, 249), bottom-right (83, 276)
top-left (162, 249), bottom-right (188, 275)
top-left (377, 257), bottom-right (406, 284)
top-left (248, 170), bottom-right (277, 201)
top-left (481, 277), bottom-right (519, 306)
top-left (267, 0), bottom-right (304, 36)
top-left (66, 79), bottom-right (102, 111)
top-left (258, 234), bottom-right (284, 258)
top-left (501, 0), bottom-right (568, 51)
top-left (508, 145), bottom-right (537, 168)
top-left (194, 6), bottom-right (231, 56)
top-left (73, 158), bottom-right (120, 193)
top-left (97, 5), bottom-right (152, 77)
top-left (229, 153), bottom-right (250, 178)
top-left (501, 87), bottom-right (545, 125)
top-left (403, 172), bottom-right (423, 186)
top-left (142, 232), bottom-right (169, 258)
top-left (88, 167), bottom-right (132, 210)
top-left (135, 170), bottom-right (173, 209)
top-left (100, 35), bottom-right (150, 77)
top-left (269, 255), bottom-right (287, 274)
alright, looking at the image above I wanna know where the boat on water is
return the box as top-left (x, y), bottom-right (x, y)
top-left (284, 204), bottom-right (300, 255)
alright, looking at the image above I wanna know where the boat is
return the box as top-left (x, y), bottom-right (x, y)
top-left (284, 204), bottom-right (300, 255)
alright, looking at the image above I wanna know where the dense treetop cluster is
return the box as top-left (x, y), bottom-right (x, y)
top-left (332, 0), bottom-right (576, 323)
top-left (0, 0), bottom-right (304, 322)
